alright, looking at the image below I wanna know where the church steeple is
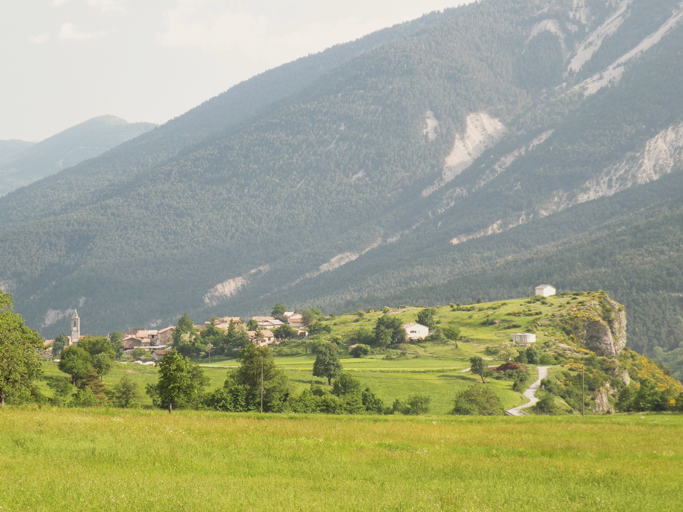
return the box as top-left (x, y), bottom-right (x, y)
top-left (70, 310), bottom-right (80, 345)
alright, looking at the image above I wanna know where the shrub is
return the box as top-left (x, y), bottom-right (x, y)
top-left (350, 344), bottom-right (371, 358)
top-left (532, 395), bottom-right (558, 415)
top-left (539, 353), bottom-right (556, 365)
top-left (451, 385), bottom-right (504, 416)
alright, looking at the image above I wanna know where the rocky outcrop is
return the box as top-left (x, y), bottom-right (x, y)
top-left (592, 388), bottom-right (615, 414)
top-left (565, 295), bottom-right (627, 357)
top-left (584, 307), bottom-right (627, 357)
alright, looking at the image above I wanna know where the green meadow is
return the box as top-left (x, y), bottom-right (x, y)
top-left (35, 295), bottom-right (617, 413)
top-left (1, 408), bottom-right (682, 511)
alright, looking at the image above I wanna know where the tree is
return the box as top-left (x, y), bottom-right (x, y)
top-left (526, 346), bottom-right (540, 364)
top-left (70, 387), bottom-right (99, 408)
top-left (417, 308), bottom-right (437, 330)
top-left (232, 344), bottom-right (290, 412)
top-left (392, 394), bottom-right (431, 415)
top-left (313, 344), bottom-right (342, 385)
top-left (271, 303), bottom-right (288, 322)
top-left (308, 322), bottom-right (332, 336)
top-left (52, 334), bottom-right (69, 357)
top-left (332, 372), bottom-right (361, 397)
top-left (361, 387), bottom-right (384, 414)
top-left (92, 352), bottom-right (114, 381)
top-left (452, 384), bottom-right (504, 416)
top-left (0, 291), bottom-right (44, 407)
top-left (350, 344), bottom-right (371, 358)
top-left (532, 395), bottom-right (558, 415)
top-left (616, 385), bottom-right (636, 412)
top-left (273, 324), bottom-right (297, 340)
top-left (302, 307), bottom-right (323, 326)
top-left (442, 326), bottom-right (461, 342)
top-left (246, 319), bottom-right (258, 331)
top-left (632, 379), bottom-right (667, 411)
top-left (111, 375), bottom-right (142, 408)
top-left (173, 312), bottom-right (196, 344)
top-left (374, 315), bottom-right (407, 347)
top-left (79, 369), bottom-right (108, 404)
top-left (498, 345), bottom-right (519, 362)
top-left (58, 345), bottom-right (93, 385)
top-left (227, 320), bottom-right (249, 349)
top-left (131, 347), bottom-right (147, 361)
top-left (109, 331), bottom-right (124, 359)
top-left (470, 356), bottom-right (488, 383)
top-left (79, 335), bottom-right (116, 359)
top-left (149, 350), bottom-right (205, 413)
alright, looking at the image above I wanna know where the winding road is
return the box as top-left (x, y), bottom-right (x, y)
top-left (506, 366), bottom-right (549, 416)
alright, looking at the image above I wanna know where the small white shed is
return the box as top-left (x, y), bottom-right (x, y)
top-left (402, 322), bottom-right (429, 341)
top-left (535, 284), bottom-right (556, 297)
top-left (512, 333), bottom-right (536, 344)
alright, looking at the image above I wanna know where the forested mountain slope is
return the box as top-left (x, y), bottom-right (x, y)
top-left (1, 0), bottom-right (682, 378)
top-left (0, 116), bottom-right (156, 196)
top-left (0, 11), bottom-right (447, 232)
top-left (0, 140), bottom-right (34, 164)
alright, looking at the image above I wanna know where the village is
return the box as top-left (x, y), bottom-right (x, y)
top-left (46, 284), bottom-right (556, 360)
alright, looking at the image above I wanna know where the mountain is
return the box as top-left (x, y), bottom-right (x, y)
top-left (0, 140), bottom-right (35, 164)
top-left (1, 0), bottom-right (683, 378)
top-left (0, 11), bottom-right (446, 233)
top-left (0, 116), bottom-right (156, 197)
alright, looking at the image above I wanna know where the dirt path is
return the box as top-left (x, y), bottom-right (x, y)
top-left (506, 366), bottom-right (549, 416)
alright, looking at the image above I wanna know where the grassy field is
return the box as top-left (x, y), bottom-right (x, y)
top-left (1, 407), bottom-right (682, 511)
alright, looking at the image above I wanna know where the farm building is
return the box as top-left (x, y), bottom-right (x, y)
top-left (535, 284), bottom-right (556, 297)
top-left (284, 312), bottom-right (304, 328)
top-left (402, 322), bottom-right (429, 341)
top-left (512, 333), bottom-right (536, 344)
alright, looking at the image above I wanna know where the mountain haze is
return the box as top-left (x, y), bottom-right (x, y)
top-left (0, 116), bottom-right (156, 196)
top-left (0, 140), bottom-right (35, 164)
top-left (1, 0), bottom-right (683, 376)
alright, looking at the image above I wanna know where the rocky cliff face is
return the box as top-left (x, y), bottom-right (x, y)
top-left (561, 295), bottom-right (627, 357)
top-left (583, 298), bottom-right (627, 357)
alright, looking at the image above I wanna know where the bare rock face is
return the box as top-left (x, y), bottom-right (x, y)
top-left (592, 388), bottom-right (614, 414)
top-left (578, 297), bottom-right (627, 357)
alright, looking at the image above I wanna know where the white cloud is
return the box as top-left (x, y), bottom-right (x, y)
top-left (28, 33), bottom-right (50, 43)
top-left (58, 22), bottom-right (102, 40)
top-left (53, 0), bottom-right (125, 12)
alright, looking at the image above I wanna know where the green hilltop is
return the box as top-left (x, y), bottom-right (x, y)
top-left (36, 292), bottom-right (683, 416)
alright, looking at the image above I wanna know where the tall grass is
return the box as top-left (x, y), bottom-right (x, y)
top-left (1, 408), bottom-right (681, 511)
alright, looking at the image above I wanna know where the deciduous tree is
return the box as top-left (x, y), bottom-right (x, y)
top-left (313, 344), bottom-right (342, 385)
top-left (58, 345), bottom-right (93, 385)
top-left (0, 291), bottom-right (43, 407)
top-left (470, 356), bottom-right (488, 384)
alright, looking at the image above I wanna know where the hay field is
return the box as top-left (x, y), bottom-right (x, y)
top-left (1, 408), bottom-right (681, 511)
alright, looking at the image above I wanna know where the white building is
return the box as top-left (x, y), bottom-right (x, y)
top-left (512, 333), bottom-right (536, 344)
top-left (284, 312), bottom-right (304, 328)
top-left (535, 284), bottom-right (556, 297)
top-left (402, 322), bottom-right (429, 341)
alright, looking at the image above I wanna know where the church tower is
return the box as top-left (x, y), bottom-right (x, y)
top-left (70, 310), bottom-right (80, 345)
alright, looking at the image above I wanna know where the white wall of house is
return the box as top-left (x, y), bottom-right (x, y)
top-left (402, 322), bottom-right (429, 341)
top-left (535, 285), bottom-right (556, 297)
top-left (512, 333), bottom-right (536, 343)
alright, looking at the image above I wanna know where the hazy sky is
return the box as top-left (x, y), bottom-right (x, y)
top-left (1, 0), bottom-right (471, 142)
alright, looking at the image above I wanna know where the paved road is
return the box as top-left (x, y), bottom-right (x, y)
top-left (506, 366), bottom-right (549, 416)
